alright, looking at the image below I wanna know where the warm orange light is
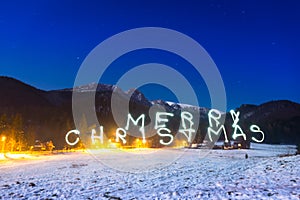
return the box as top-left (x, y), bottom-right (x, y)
top-left (1, 136), bottom-right (6, 142)
top-left (4, 153), bottom-right (35, 160)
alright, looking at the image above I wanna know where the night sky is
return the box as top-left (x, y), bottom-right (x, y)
top-left (0, 0), bottom-right (299, 109)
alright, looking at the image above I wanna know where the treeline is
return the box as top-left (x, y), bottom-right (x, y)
top-left (0, 109), bottom-right (76, 150)
top-left (0, 113), bottom-right (28, 151)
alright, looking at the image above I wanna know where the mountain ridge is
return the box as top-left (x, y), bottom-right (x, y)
top-left (0, 76), bottom-right (299, 148)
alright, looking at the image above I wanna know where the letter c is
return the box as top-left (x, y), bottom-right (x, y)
top-left (65, 130), bottom-right (80, 146)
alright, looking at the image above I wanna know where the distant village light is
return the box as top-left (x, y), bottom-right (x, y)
top-left (1, 136), bottom-right (6, 152)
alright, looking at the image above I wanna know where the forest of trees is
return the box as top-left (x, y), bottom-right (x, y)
top-left (0, 113), bottom-right (27, 151)
top-left (0, 111), bottom-right (76, 151)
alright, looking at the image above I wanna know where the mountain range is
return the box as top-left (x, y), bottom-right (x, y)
top-left (0, 76), bottom-right (299, 149)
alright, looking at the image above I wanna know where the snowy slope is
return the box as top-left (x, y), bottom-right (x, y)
top-left (165, 101), bottom-right (211, 114)
top-left (0, 144), bottom-right (299, 199)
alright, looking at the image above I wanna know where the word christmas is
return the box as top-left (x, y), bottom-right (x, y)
top-left (65, 109), bottom-right (264, 146)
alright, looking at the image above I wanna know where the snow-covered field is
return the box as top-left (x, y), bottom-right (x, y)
top-left (0, 144), bottom-right (299, 199)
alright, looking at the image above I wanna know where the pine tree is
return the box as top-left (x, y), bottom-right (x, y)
top-left (25, 125), bottom-right (36, 148)
top-left (78, 114), bottom-right (89, 147)
top-left (11, 114), bottom-right (24, 151)
top-left (0, 114), bottom-right (8, 130)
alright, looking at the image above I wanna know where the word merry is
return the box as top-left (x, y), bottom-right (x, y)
top-left (65, 109), bottom-right (264, 146)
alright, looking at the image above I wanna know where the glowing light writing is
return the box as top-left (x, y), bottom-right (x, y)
top-left (155, 112), bottom-right (174, 129)
top-left (208, 109), bottom-right (229, 142)
top-left (91, 126), bottom-right (104, 144)
top-left (65, 130), bottom-right (80, 146)
top-left (230, 110), bottom-right (246, 141)
top-left (179, 111), bottom-right (195, 143)
top-left (65, 109), bottom-right (266, 147)
top-left (116, 128), bottom-right (127, 144)
top-left (157, 127), bottom-right (173, 145)
top-left (155, 112), bottom-right (174, 145)
top-left (125, 114), bottom-right (146, 143)
top-left (250, 124), bottom-right (265, 143)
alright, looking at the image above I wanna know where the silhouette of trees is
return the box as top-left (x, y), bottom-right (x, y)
top-left (0, 113), bottom-right (28, 151)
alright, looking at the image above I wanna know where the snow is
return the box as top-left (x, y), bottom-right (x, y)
top-left (243, 111), bottom-right (254, 119)
top-left (70, 83), bottom-right (115, 93)
top-left (0, 144), bottom-right (299, 199)
top-left (165, 101), bottom-right (211, 114)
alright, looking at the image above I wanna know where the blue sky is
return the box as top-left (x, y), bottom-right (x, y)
top-left (0, 0), bottom-right (299, 109)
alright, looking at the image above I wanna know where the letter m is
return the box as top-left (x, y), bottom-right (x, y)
top-left (207, 125), bottom-right (228, 143)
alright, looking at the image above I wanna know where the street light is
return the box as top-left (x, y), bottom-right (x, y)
top-left (1, 136), bottom-right (6, 152)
